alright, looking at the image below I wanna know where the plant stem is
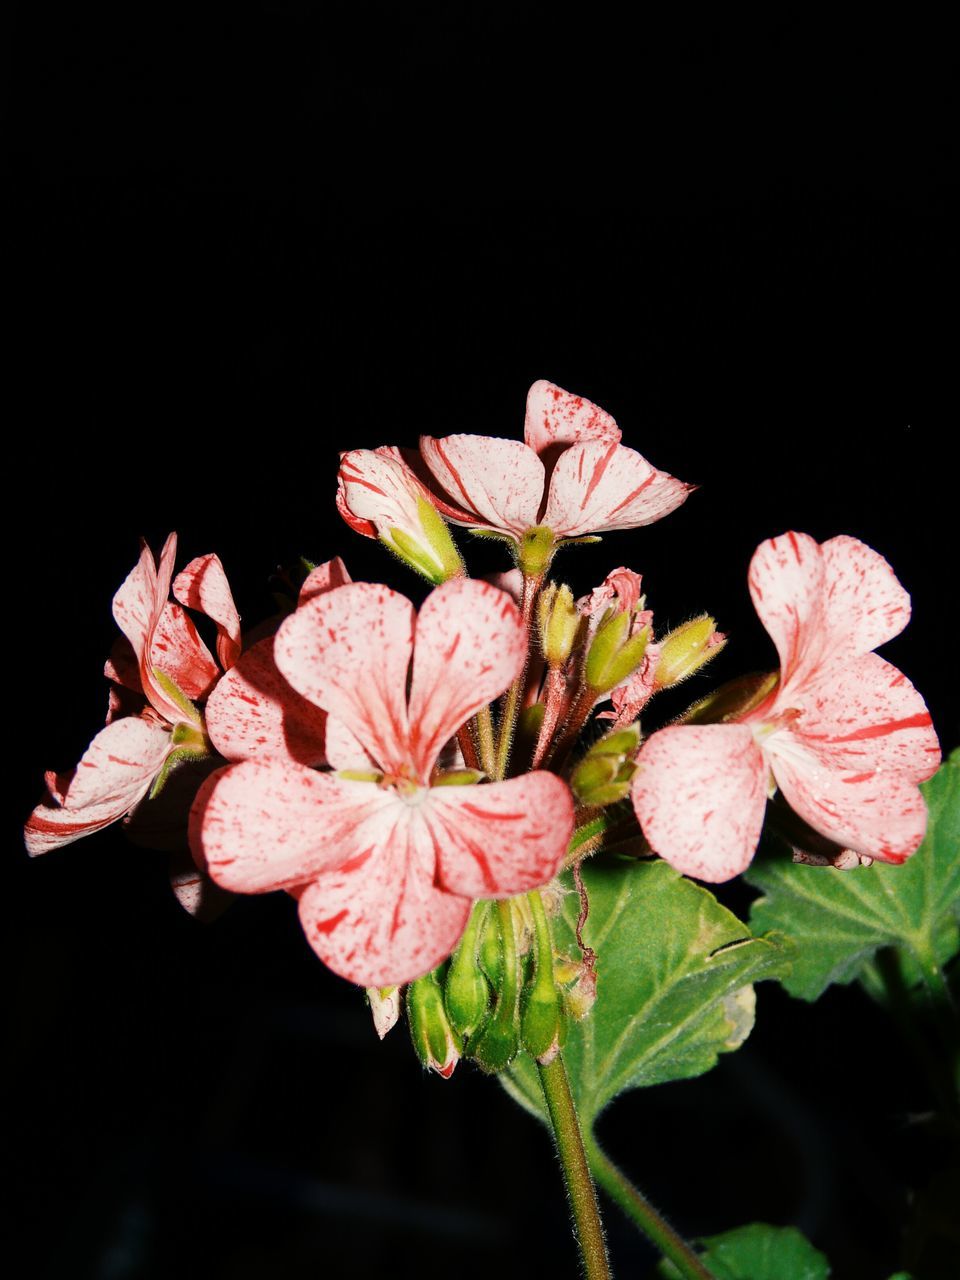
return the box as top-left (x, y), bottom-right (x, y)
top-left (475, 706), bottom-right (497, 776)
top-left (584, 1135), bottom-right (716, 1280)
top-left (494, 573), bottom-right (541, 779)
top-left (537, 1054), bottom-right (611, 1280)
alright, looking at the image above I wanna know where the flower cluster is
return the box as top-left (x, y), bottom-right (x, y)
top-left (26, 381), bottom-right (940, 1064)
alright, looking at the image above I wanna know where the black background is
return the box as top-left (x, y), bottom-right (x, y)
top-left (10, 6), bottom-right (957, 1278)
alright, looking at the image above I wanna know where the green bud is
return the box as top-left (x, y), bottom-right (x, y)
top-left (654, 615), bottom-right (726, 690)
top-left (679, 671), bottom-right (780, 725)
top-left (444, 904), bottom-right (491, 1039)
top-left (478, 910), bottom-right (503, 987)
top-left (470, 1004), bottom-right (520, 1073)
top-left (584, 609), bottom-right (650, 694)
top-left (432, 768), bottom-right (485, 786)
top-left (516, 525), bottom-right (556, 578)
top-left (407, 973), bottom-right (461, 1079)
top-left (521, 980), bottom-right (566, 1062)
top-left (587, 723), bottom-right (642, 758)
top-left (538, 582), bottom-right (580, 667)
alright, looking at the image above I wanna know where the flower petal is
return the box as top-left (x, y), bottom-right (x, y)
top-left (407, 579), bottom-right (526, 777)
top-left (337, 447), bottom-right (436, 539)
top-left (748, 532), bottom-right (912, 694)
top-left (112, 533), bottom-right (189, 723)
top-left (299, 556), bottom-right (352, 605)
top-left (196, 763), bottom-right (397, 891)
top-left (173, 554), bottom-right (242, 671)
top-left (419, 434), bottom-right (544, 536)
top-left (150, 603), bottom-right (219, 700)
top-left (631, 724), bottom-right (768, 882)
top-left (523, 379), bottom-right (621, 455)
top-left (542, 441), bottom-right (692, 538)
top-left (203, 635), bottom-right (328, 765)
top-left (296, 813), bottom-right (471, 986)
top-left (424, 773), bottom-right (573, 897)
top-left (274, 583), bottom-right (414, 774)
top-left (793, 653), bottom-right (941, 782)
top-left (325, 715), bottom-right (378, 771)
top-left (25, 717), bottom-right (172, 855)
top-left (769, 735), bottom-right (929, 864)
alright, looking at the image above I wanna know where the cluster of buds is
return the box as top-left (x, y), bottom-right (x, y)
top-left (26, 381), bottom-right (940, 1080)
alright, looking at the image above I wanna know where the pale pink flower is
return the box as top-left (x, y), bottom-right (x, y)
top-left (418, 380), bottom-right (692, 544)
top-left (25, 534), bottom-right (240, 856)
top-left (631, 533), bottom-right (941, 882)
top-left (578, 567), bottom-right (658, 723)
top-left (193, 578), bottom-right (575, 987)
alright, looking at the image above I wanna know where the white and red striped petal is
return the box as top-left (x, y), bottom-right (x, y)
top-left (25, 716), bottom-right (172, 855)
top-left (275, 583), bottom-right (414, 774)
top-left (407, 579), bottom-right (526, 777)
top-left (419, 434), bottom-right (545, 535)
top-left (817, 536), bottom-right (912, 672)
top-left (296, 817), bottom-right (472, 987)
top-left (197, 763), bottom-right (397, 892)
top-left (768, 735), bottom-right (930, 864)
top-left (150, 602), bottom-right (219, 701)
top-left (523, 380), bottom-right (621, 456)
top-left (543, 441), bottom-right (692, 538)
top-left (424, 772), bottom-right (573, 898)
top-left (204, 635), bottom-right (328, 766)
top-left (325, 715), bottom-right (378, 771)
top-left (747, 532), bottom-right (825, 690)
top-left (632, 724), bottom-right (768, 883)
top-left (337, 447), bottom-right (436, 539)
top-left (174, 553), bottom-right (242, 671)
top-left (792, 653), bottom-right (941, 782)
top-left (299, 556), bottom-right (352, 605)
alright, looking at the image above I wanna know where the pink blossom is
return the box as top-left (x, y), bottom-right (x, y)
top-left (193, 578), bottom-right (575, 987)
top-left (631, 533), bottom-right (941, 882)
top-left (579, 567), bottom-right (658, 724)
top-left (25, 534), bottom-right (240, 856)
top-left (418, 380), bottom-right (693, 544)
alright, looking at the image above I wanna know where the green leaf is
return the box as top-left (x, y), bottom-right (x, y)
top-left (657, 1223), bottom-right (830, 1280)
top-left (746, 752), bottom-right (960, 1001)
top-left (501, 858), bottom-right (786, 1124)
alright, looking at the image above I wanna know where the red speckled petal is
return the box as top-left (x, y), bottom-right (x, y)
top-left (297, 811), bottom-right (471, 986)
top-left (419, 434), bottom-right (544, 536)
top-left (407, 579), bottom-right (526, 777)
top-left (150, 603), bottom-right (219, 701)
top-left (769, 733), bottom-right (930, 864)
top-left (523, 379), bottom-right (621, 455)
top-left (299, 556), bottom-right (352, 605)
top-left (25, 716), bottom-right (172, 855)
top-left (424, 772), bottom-right (573, 897)
top-left (197, 763), bottom-right (397, 892)
top-left (173, 554), bottom-right (242, 671)
top-left (792, 653), bottom-right (941, 782)
top-left (747, 532), bottom-right (825, 689)
top-left (112, 533), bottom-right (186, 723)
top-left (818, 535), bottom-right (912, 666)
top-left (275, 583), bottom-right (414, 774)
top-left (337, 447), bottom-right (440, 541)
top-left (205, 635), bottom-right (328, 765)
top-left (325, 715), bottom-right (378, 770)
top-left (543, 441), bottom-right (692, 538)
top-left (632, 724), bottom-right (768, 882)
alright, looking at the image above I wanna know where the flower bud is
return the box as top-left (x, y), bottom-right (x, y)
top-left (679, 671), bottom-right (779, 725)
top-left (406, 973), bottom-right (461, 1079)
top-left (366, 986), bottom-right (401, 1039)
top-left (521, 979), bottom-right (566, 1063)
top-left (653, 615), bottom-right (726, 691)
top-left (444, 906), bottom-right (491, 1039)
top-left (564, 965), bottom-right (598, 1022)
top-left (584, 608), bottom-right (651, 695)
top-left (570, 754), bottom-right (636, 807)
top-left (470, 1005), bottom-right (520, 1074)
top-left (538, 583), bottom-right (581, 667)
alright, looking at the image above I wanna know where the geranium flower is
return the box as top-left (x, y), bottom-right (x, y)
top-left (193, 578), bottom-right (575, 986)
top-left (419, 380), bottom-right (692, 547)
top-left (631, 532), bottom-right (941, 882)
top-left (25, 534), bottom-right (240, 855)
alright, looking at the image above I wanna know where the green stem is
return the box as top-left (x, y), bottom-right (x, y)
top-left (537, 1055), bottom-right (611, 1280)
top-left (584, 1136), bottom-right (715, 1280)
top-left (475, 706), bottom-right (497, 777)
top-left (494, 573), bottom-right (541, 779)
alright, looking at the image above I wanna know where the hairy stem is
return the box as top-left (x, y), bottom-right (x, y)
top-left (494, 573), bottom-right (542, 779)
top-left (584, 1136), bottom-right (716, 1279)
top-left (537, 1055), bottom-right (611, 1280)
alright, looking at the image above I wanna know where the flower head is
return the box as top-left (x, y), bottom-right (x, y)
top-left (193, 578), bottom-right (574, 986)
top-left (631, 533), bottom-right (941, 881)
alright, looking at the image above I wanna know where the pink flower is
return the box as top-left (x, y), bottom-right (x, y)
top-left (419, 380), bottom-right (692, 545)
top-left (25, 534), bottom-right (240, 856)
top-left (193, 578), bottom-right (575, 987)
top-left (631, 533), bottom-right (941, 882)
